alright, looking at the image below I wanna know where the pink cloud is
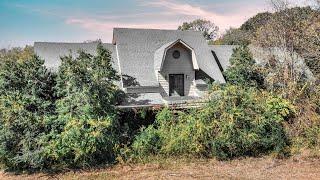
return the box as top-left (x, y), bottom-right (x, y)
top-left (65, 17), bottom-right (180, 42)
top-left (142, 0), bottom-right (264, 31)
top-left (64, 0), bottom-right (267, 41)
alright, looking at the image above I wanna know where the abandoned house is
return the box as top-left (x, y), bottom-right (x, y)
top-left (34, 28), bottom-right (312, 108)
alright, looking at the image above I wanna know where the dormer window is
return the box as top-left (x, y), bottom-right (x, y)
top-left (172, 50), bottom-right (180, 59)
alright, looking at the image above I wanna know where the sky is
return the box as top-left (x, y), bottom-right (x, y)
top-left (0, 0), bottom-right (314, 48)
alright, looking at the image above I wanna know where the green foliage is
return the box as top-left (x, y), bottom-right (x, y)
top-left (45, 43), bottom-right (121, 168)
top-left (118, 108), bottom-right (156, 146)
top-left (216, 12), bottom-right (272, 45)
top-left (130, 85), bottom-right (294, 160)
top-left (55, 43), bottom-right (120, 118)
top-left (0, 46), bottom-right (34, 63)
top-left (130, 125), bottom-right (161, 158)
top-left (0, 57), bottom-right (56, 170)
top-left (240, 12), bottom-right (272, 32)
top-left (212, 28), bottom-right (250, 45)
top-left (224, 46), bottom-right (264, 88)
top-left (178, 19), bottom-right (219, 40)
top-left (286, 83), bottom-right (320, 153)
top-left (0, 43), bottom-right (121, 170)
top-left (45, 117), bottom-right (117, 168)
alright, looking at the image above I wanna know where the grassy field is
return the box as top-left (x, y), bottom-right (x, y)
top-left (1, 155), bottom-right (320, 180)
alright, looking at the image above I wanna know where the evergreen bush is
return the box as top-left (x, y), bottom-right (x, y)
top-left (130, 85), bottom-right (294, 160)
top-left (0, 43), bottom-right (121, 170)
top-left (0, 57), bottom-right (56, 170)
top-left (44, 43), bottom-right (121, 168)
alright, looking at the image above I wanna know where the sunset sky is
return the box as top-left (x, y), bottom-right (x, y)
top-left (0, 0), bottom-right (314, 48)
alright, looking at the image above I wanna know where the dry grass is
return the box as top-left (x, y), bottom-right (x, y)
top-left (1, 156), bottom-right (320, 180)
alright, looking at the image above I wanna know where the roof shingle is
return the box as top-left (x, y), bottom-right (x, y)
top-left (113, 28), bottom-right (226, 87)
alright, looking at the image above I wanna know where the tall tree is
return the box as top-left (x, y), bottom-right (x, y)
top-left (252, 3), bottom-right (320, 79)
top-left (224, 46), bottom-right (264, 87)
top-left (240, 12), bottom-right (272, 32)
top-left (178, 19), bottom-right (219, 40)
top-left (212, 28), bottom-right (250, 45)
top-left (0, 56), bottom-right (56, 170)
top-left (215, 12), bottom-right (272, 45)
top-left (45, 43), bottom-right (121, 167)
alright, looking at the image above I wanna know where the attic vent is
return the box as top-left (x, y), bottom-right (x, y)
top-left (172, 50), bottom-right (180, 59)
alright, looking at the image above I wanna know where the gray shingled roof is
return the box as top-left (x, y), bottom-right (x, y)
top-left (34, 42), bottom-right (119, 72)
top-left (34, 29), bottom-right (230, 89)
top-left (209, 45), bottom-right (237, 71)
top-left (154, 40), bottom-right (175, 72)
top-left (209, 45), bottom-right (314, 80)
top-left (113, 28), bottom-right (226, 87)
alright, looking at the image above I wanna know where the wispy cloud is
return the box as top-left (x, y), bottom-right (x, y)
top-left (140, 0), bottom-right (264, 30)
top-left (65, 18), bottom-right (179, 31)
top-left (1, 0), bottom-right (274, 46)
top-left (1, 0), bottom-right (313, 48)
top-left (65, 0), bottom-right (266, 38)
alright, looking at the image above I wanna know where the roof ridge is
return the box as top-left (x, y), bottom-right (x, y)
top-left (34, 42), bottom-right (114, 45)
top-left (208, 45), bottom-right (238, 47)
top-left (113, 27), bottom-right (201, 33)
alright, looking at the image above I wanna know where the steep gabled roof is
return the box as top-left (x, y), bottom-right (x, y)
top-left (154, 39), bottom-right (199, 72)
top-left (209, 45), bottom-right (237, 71)
top-left (34, 28), bottom-right (229, 89)
top-left (113, 28), bottom-right (226, 87)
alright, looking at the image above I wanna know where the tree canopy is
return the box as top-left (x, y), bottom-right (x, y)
top-left (217, 6), bottom-right (320, 78)
top-left (224, 46), bottom-right (264, 88)
top-left (0, 46), bottom-right (34, 63)
top-left (0, 43), bottom-right (122, 170)
top-left (178, 19), bottom-right (219, 40)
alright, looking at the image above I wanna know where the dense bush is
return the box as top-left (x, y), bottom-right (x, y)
top-left (130, 85), bottom-right (294, 160)
top-left (224, 46), bottom-right (264, 88)
top-left (44, 116), bottom-right (118, 168)
top-left (286, 83), bottom-right (320, 153)
top-left (0, 43), bottom-right (121, 170)
top-left (118, 108), bottom-right (156, 146)
top-left (0, 57), bottom-right (56, 170)
top-left (44, 43), bottom-right (121, 168)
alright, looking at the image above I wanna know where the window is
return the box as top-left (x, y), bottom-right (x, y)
top-left (172, 50), bottom-right (180, 59)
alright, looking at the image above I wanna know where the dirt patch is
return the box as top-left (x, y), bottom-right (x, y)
top-left (1, 156), bottom-right (320, 180)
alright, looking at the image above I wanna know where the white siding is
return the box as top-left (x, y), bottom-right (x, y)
top-left (159, 43), bottom-right (196, 97)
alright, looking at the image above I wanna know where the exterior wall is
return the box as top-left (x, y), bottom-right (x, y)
top-left (159, 43), bottom-right (196, 97)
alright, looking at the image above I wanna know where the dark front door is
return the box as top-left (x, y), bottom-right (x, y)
top-left (169, 74), bottom-right (184, 96)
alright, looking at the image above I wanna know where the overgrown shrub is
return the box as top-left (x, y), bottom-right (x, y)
top-left (130, 125), bottom-right (161, 158)
top-left (129, 85), bottom-right (294, 160)
top-left (118, 108), bottom-right (156, 147)
top-left (209, 86), bottom-right (293, 159)
top-left (286, 83), bottom-right (320, 153)
top-left (0, 57), bottom-right (56, 170)
top-left (44, 116), bottom-right (118, 168)
top-left (0, 43), bottom-right (122, 170)
top-left (44, 43), bottom-right (121, 168)
top-left (224, 46), bottom-right (264, 88)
